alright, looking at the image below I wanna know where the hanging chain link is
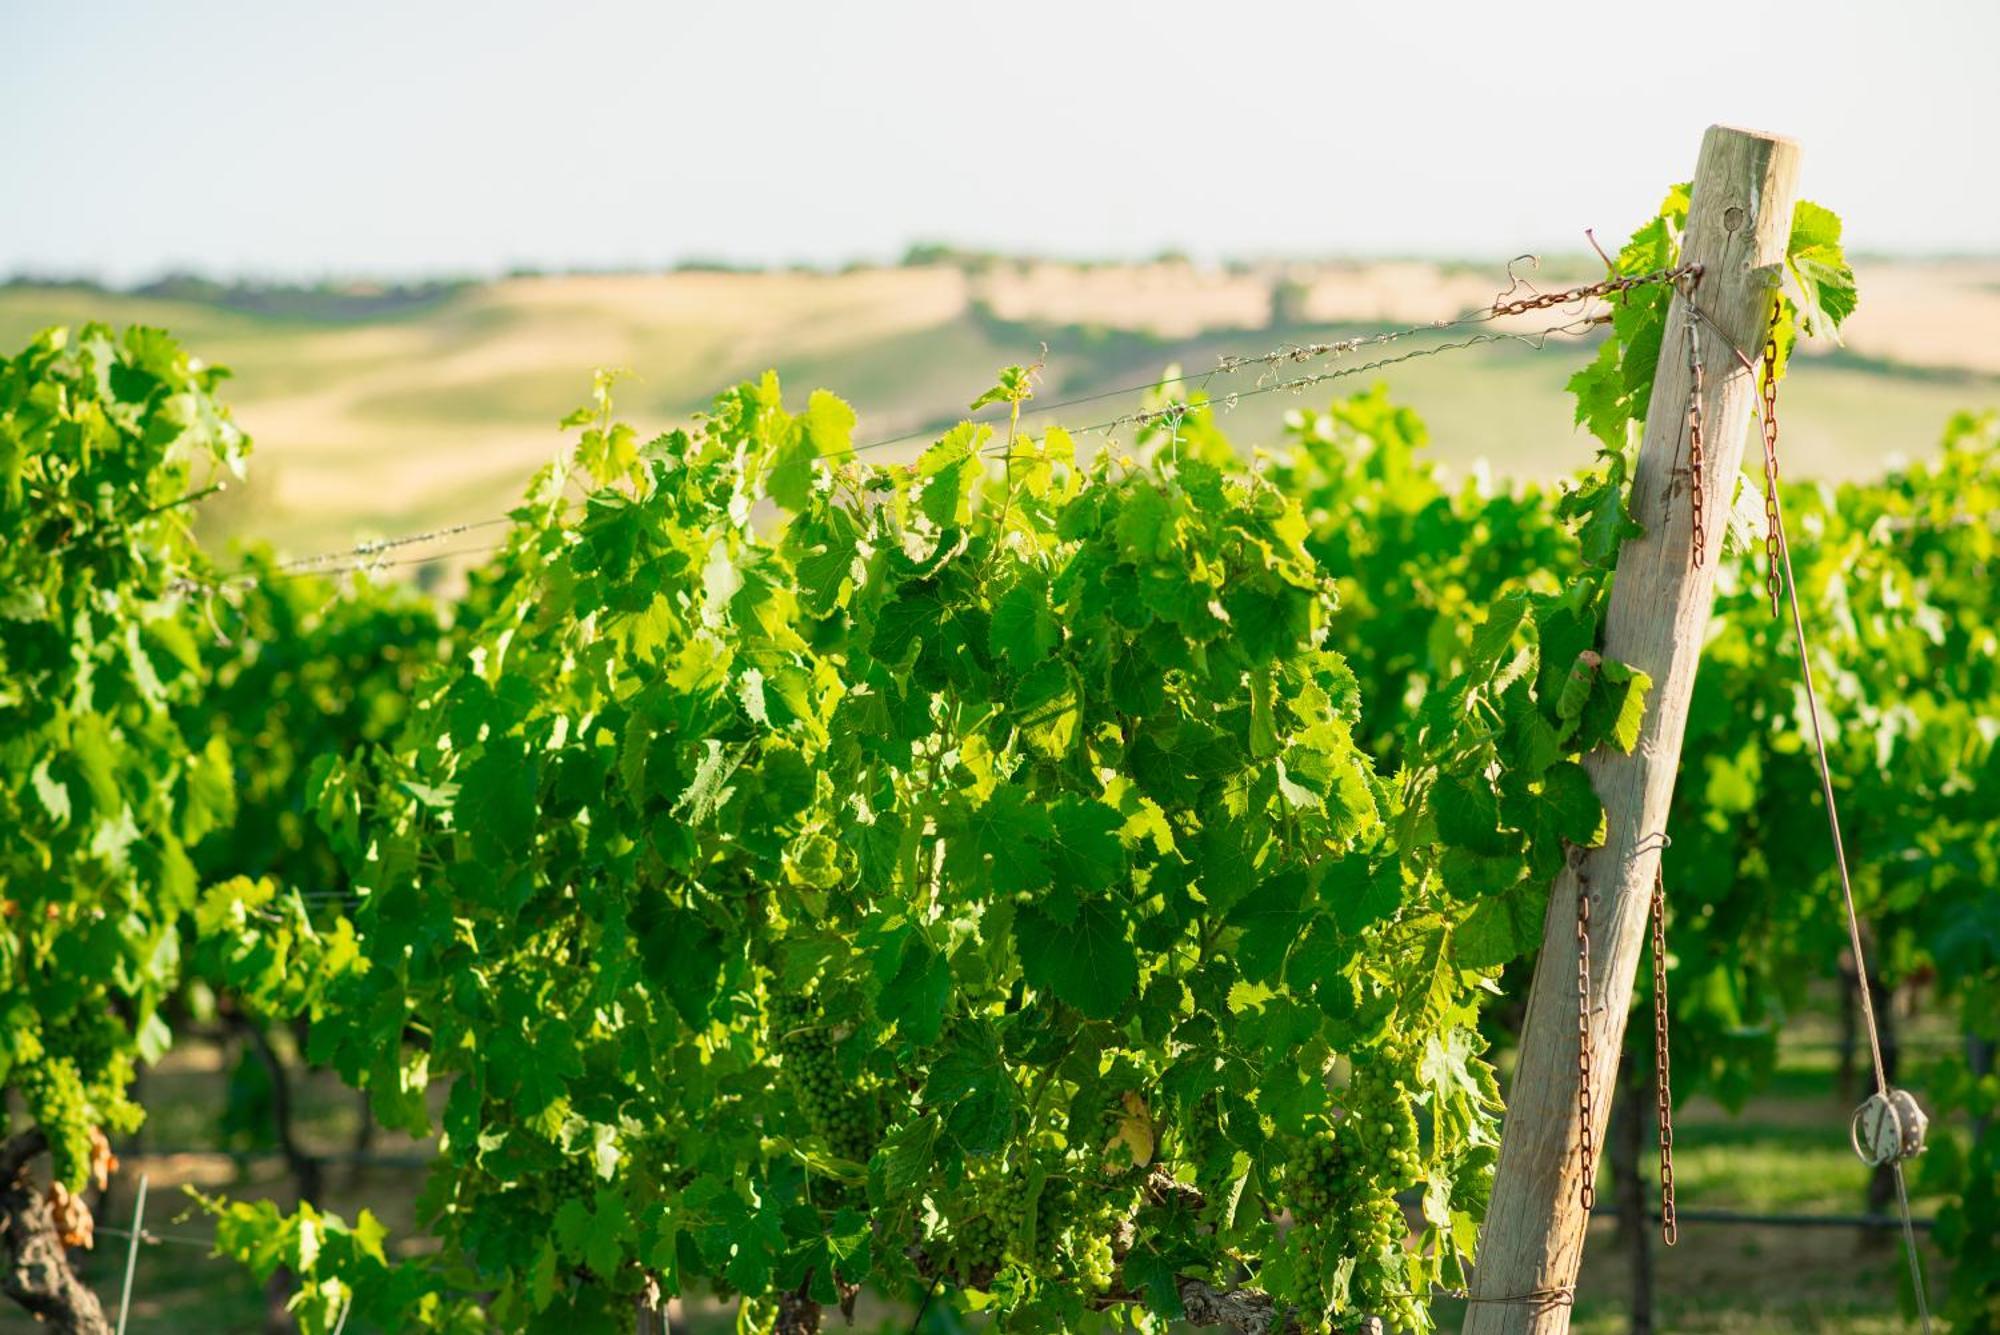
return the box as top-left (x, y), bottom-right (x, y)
top-left (1571, 863), bottom-right (1677, 1237)
top-left (1759, 332), bottom-right (1784, 616)
top-left (1650, 866), bottom-right (1678, 1246)
top-left (1489, 261), bottom-right (1703, 318)
top-left (1683, 307), bottom-right (1708, 567)
top-left (1575, 886), bottom-right (1596, 1211)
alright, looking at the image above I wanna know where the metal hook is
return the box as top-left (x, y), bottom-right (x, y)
top-left (1498, 254), bottom-right (1544, 302)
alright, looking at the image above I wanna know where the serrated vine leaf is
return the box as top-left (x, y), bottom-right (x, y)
top-left (1016, 899), bottom-right (1137, 1019)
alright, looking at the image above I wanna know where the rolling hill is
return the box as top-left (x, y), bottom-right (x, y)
top-left (4, 257), bottom-right (1994, 563)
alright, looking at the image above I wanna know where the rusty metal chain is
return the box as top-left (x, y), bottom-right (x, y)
top-left (1650, 865), bottom-right (1678, 1246)
top-left (1576, 886), bottom-right (1596, 1211)
top-left (1759, 331), bottom-right (1784, 616)
top-left (1489, 261), bottom-right (1702, 318)
top-left (1683, 306), bottom-right (1708, 567)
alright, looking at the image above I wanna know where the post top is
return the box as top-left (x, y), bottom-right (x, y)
top-left (1704, 122), bottom-right (1802, 149)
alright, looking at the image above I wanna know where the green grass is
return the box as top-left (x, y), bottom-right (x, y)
top-left (1671, 1125), bottom-right (1896, 1211)
top-left (60, 1026), bottom-right (1954, 1335)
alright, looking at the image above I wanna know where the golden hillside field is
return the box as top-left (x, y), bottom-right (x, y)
top-left (3, 257), bottom-right (1994, 561)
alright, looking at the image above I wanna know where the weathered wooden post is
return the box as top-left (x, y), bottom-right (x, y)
top-left (1462, 124), bottom-right (1801, 1334)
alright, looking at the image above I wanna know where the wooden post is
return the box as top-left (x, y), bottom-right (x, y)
top-left (1609, 1059), bottom-right (1653, 1335)
top-left (634, 1279), bottom-right (670, 1335)
top-left (1462, 124), bottom-right (1801, 1334)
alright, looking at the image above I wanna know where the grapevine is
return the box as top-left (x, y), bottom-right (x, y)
top-left (6, 183), bottom-right (1995, 1335)
top-left (1, 324), bottom-right (248, 1331)
top-left (187, 317), bottom-right (1686, 1333)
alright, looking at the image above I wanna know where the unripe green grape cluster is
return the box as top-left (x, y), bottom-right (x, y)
top-left (934, 1162), bottom-right (1138, 1289)
top-left (768, 990), bottom-right (883, 1163)
top-left (42, 1007), bottom-right (141, 1136)
top-left (1074, 1231), bottom-right (1116, 1292)
top-left (548, 1152), bottom-right (598, 1201)
top-left (941, 1168), bottom-right (1024, 1280)
top-left (1344, 1076), bottom-right (1421, 1188)
top-left (1056, 1169), bottom-right (1144, 1288)
top-left (1287, 1127), bottom-right (1351, 1218)
top-left (20, 1057), bottom-right (94, 1191)
top-left (1286, 1074), bottom-right (1424, 1319)
top-left (52, 1010), bottom-right (118, 1083)
top-left (1027, 1174), bottom-right (1076, 1272)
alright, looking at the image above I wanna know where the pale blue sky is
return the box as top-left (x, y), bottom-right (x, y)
top-left (6, 0), bottom-right (1995, 281)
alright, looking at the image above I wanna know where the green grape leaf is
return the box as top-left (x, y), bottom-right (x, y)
top-left (878, 933), bottom-right (952, 1047)
top-left (918, 424), bottom-right (979, 527)
top-left (633, 899), bottom-right (726, 1028)
top-left (1114, 486), bottom-right (1174, 561)
top-left (1454, 880), bottom-right (1547, 970)
top-left (1016, 899), bottom-right (1136, 1020)
top-left (1014, 658), bottom-right (1081, 759)
top-left (1571, 660), bottom-right (1651, 755)
top-left (1468, 593), bottom-right (1532, 678)
top-left (1507, 761), bottom-right (1605, 851)
top-left (989, 579), bottom-right (1060, 672)
top-left (1047, 798), bottom-right (1125, 893)
top-left (956, 787), bottom-right (1053, 894)
top-left (1197, 814), bottom-right (1261, 914)
top-left (787, 506), bottom-right (862, 616)
top-left (1787, 201), bottom-right (1857, 339)
top-left (1122, 1244), bottom-right (1188, 1319)
top-left (1226, 871), bottom-right (1311, 984)
top-left (803, 389), bottom-right (857, 460)
top-left (455, 741), bottom-right (539, 857)
top-left (1440, 848), bottom-right (1527, 901)
top-left (1432, 775), bottom-right (1510, 856)
top-left (924, 1025), bottom-right (1018, 1155)
top-left (875, 1114), bottom-right (943, 1198)
top-left (672, 740), bottom-right (745, 824)
top-left (1327, 855), bottom-right (1403, 935)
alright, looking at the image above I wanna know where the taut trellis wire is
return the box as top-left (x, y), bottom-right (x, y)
top-left (173, 258), bottom-right (1695, 595)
